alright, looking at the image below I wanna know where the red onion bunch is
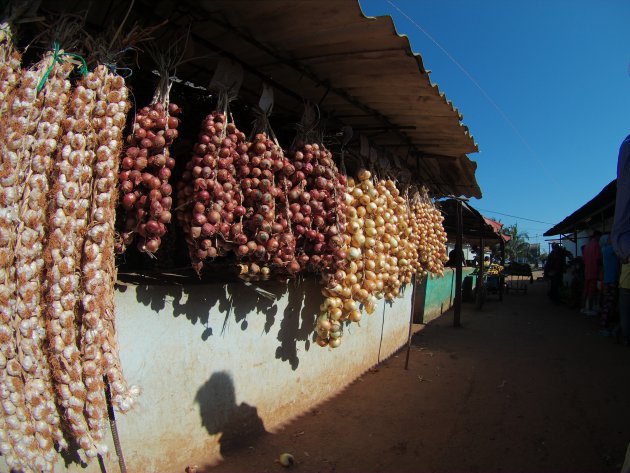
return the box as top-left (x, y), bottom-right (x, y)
top-left (282, 142), bottom-right (347, 274)
top-left (177, 112), bottom-right (246, 274)
top-left (236, 133), bottom-right (297, 269)
top-left (118, 102), bottom-right (180, 254)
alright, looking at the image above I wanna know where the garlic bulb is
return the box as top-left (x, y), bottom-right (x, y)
top-left (0, 22), bottom-right (20, 117)
top-left (45, 70), bottom-right (102, 458)
top-left (0, 47), bottom-right (77, 473)
top-left (15, 59), bottom-right (74, 471)
top-left (83, 66), bottom-right (137, 427)
top-left (0, 22), bottom-right (24, 470)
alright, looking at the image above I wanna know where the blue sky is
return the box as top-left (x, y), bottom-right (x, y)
top-left (359, 0), bottom-right (630, 247)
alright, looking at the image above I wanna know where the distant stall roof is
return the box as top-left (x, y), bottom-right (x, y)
top-left (544, 180), bottom-right (616, 236)
top-left (484, 217), bottom-right (510, 242)
top-left (440, 200), bottom-right (506, 241)
top-left (50, 0), bottom-right (481, 197)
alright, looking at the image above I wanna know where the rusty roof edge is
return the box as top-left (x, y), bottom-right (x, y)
top-left (357, 2), bottom-right (479, 154)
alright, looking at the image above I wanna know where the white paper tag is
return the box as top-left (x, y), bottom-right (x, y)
top-left (360, 135), bottom-right (369, 158)
top-left (369, 147), bottom-right (378, 164)
top-left (209, 58), bottom-right (244, 95)
top-left (259, 82), bottom-right (274, 115)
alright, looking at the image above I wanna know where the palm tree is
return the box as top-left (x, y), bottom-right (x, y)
top-left (504, 224), bottom-right (530, 262)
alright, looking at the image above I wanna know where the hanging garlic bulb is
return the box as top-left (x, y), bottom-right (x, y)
top-left (0, 53), bottom-right (57, 472)
top-left (45, 70), bottom-right (102, 458)
top-left (13, 58), bottom-right (74, 473)
top-left (0, 20), bottom-right (24, 470)
top-left (0, 56), bottom-right (45, 469)
top-left (0, 22), bottom-right (21, 117)
top-left (81, 66), bottom-right (138, 448)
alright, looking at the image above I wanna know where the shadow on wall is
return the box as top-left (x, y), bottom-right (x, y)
top-left (195, 371), bottom-right (266, 453)
top-left (130, 276), bottom-right (323, 370)
top-left (275, 277), bottom-right (322, 370)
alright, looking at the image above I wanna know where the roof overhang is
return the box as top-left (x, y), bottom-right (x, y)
top-left (440, 199), bottom-right (506, 242)
top-left (41, 0), bottom-right (481, 197)
top-left (544, 180), bottom-right (616, 236)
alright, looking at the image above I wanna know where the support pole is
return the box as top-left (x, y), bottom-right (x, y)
top-left (404, 273), bottom-right (418, 370)
top-left (454, 200), bottom-right (463, 327)
top-left (499, 238), bottom-right (505, 301)
top-left (104, 376), bottom-right (127, 473)
top-left (476, 228), bottom-right (485, 310)
top-left (574, 230), bottom-right (578, 257)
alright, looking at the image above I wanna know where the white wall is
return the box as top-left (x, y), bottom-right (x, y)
top-left (21, 277), bottom-right (412, 472)
top-left (555, 216), bottom-right (614, 258)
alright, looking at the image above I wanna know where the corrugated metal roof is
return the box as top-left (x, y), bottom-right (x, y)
top-left (544, 180), bottom-right (616, 236)
top-left (149, 0), bottom-right (480, 196)
top-left (44, 0), bottom-right (481, 197)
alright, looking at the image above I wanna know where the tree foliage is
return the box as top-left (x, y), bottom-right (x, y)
top-left (504, 224), bottom-right (530, 262)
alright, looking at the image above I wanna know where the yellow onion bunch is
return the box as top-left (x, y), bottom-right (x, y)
top-left (411, 187), bottom-right (448, 276)
top-left (387, 188), bottom-right (418, 289)
top-left (375, 178), bottom-right (416, 301)
top-left (316, 169), bottom-right (396, 348)
top-left (405, 192), bottom-right (425, 278)
top-left (81, 65), bottom-right (138, 447)
top-left (0, 53), bottom-right (67, 472)
top-left (316, 172), bottom-right (443, 348)
top-left (45, 69), bottom-right (102, 458)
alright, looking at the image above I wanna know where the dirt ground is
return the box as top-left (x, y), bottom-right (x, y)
top-left (202, 274), bottom-right (630, 473)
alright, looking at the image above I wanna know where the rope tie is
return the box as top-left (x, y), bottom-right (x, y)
top-left (37, 41), bottom-right (88, 93)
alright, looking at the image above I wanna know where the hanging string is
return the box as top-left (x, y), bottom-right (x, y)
top-left (104, 63), bottom-right (134, 79)
top-left (37, 41), bottom-right (88, 93)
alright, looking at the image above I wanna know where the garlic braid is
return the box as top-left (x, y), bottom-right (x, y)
top-left (0, 53), bottom-right (54, 473)
top-left (45, 70), bottom-right (103, 459)
top-left (0, 22), bottom-right (24, 470)
top-left (81, 66), bottom-right (137, 446)
top-left (96, 69), bottom-right (139, 413)
top-left (15, 59), bottom-right (75, 473)
top-left (0, 22), bottom-right (20, 116)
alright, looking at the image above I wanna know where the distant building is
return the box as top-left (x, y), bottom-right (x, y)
top-left (544, 180), bottom-right (615, 258)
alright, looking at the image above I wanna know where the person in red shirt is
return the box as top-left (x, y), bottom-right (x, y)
top-left (582, 230), bottom-right (602, 316)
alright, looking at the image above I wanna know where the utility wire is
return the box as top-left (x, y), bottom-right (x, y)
top-left (475, 207), bottom-right (555, 225)
top-left (384, 0), bottom-right (560, 187)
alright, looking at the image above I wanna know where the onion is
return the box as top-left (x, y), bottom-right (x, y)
top-left (118, 100), bottom-right (181, 254)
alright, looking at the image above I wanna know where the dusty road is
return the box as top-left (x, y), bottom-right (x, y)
top-left (204, 277), bottom-right (630, 473)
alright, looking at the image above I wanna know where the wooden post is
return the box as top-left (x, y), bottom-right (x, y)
top-left (404, 273), bottom-right (417, 370)
top-left (574, 230), bottom-right (578, 257)
top-left (454, 200), bottom-right (463, 327)
top-left (476, 226), bottom-right (485, 310)
top-left (499, 238), bottom-right (505, 301)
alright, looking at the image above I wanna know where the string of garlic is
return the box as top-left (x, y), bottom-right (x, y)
top-left (0, 22), bottom-right (20, 117)
top-left (81, 66), bottom-right (136, 449)
top-left (0, 21), bottom-right (23, 470)
top-left (96, 67), bottom-right (140, 413)
top-left (0, 55), bottom-right (53, 473)
top-left (14, 58), bottom-right (74, 473)
top-left (45, 70), bottom-right (102, 458)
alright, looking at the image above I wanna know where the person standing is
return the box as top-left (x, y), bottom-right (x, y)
top-left (598, 234), bottom-right (619, 335)
top-left (545, 243), bottom-right (565, 303)
top-left (581, 230), bottom-right (602, 316)
top-left (612, 134), bottom-right (630, 344)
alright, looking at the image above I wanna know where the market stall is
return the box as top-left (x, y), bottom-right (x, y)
top-left (439, 199), bottom-right (507, 320)
top-left (544, 179), bottom-right (615, 257)
top-left (0, 1), bottom-right (482, 471)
